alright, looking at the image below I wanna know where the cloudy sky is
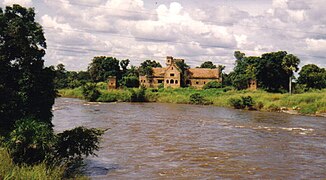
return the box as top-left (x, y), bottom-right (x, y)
top-left (1, 0), bottom-right (325, 72)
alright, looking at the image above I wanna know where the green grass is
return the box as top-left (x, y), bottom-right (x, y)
top-left (0, 148), bottom-right (88, 180)
top-left (59, 87), bottom-right (326, 115)
top-left (0, 148), bottom-right (62, 180)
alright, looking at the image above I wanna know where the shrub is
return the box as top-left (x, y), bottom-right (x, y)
top-left (129, 87), bottom-right (146, 102)
top-left (5, 118), bottom-right (54, 165)
top-left (52, 127), bottom-right (104, 177)
top-left (4, 118), bottom-right (104, 178)
top-left (81, 83), bottom-right (101, 102)
top-left (229, 96), bottom-right (255, 109)
top-left (229, 98), bottom-right (244, 109)
top-left (190, 93), bottom-right (204, 104)
top-left (203, 81), bottom-right (222, 89)
top-left (241, 96), bottom-right (255, 109)
top-left (119, 76), bottom-right (139, 88)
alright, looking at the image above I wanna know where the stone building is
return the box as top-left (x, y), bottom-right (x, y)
top-left (139, 56), bottom-right (221, 89)
top-left (107, 76), bottom-right (117, 89)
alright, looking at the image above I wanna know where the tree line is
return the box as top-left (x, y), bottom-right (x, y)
top-left (53, 52), bottom-right (326, 93)
top-left (224, 51), bottom-right (326, 92)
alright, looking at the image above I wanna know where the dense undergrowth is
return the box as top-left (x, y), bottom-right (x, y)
top-left (59, 85), bottom-right (326, 115)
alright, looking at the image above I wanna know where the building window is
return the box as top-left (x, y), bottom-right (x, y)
top-left (170, 73), bottom-right (174, 77)
top-left (166, 80), bottom-right (169, 84)
top-left (158, 80), bottom-right (163, 83)
top-left (170, 79), bottom-right (174, 84)
top-left (175, 80), bottom-right (178, 84)
top-left (149, 80), bottom-right (152, 83)
top-left (204, 81), bottom-right (206, 84)
top-left (172, 67), bottom-right (173, 70)
top-left (196, 81), bottom-right (199, 84)
top-left (144, 80), bottom-right (146, 83)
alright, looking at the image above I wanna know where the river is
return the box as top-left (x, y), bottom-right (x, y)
top-left (52, 98), bottom-right (326, 179)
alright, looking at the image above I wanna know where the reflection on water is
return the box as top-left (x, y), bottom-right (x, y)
top-left (53, 98), bottom-right (326, 179)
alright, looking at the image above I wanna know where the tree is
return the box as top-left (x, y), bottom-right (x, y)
top-left (282, 54), bottom-right (300, 94)
top-left (199, 61), bottom-right (217, 69)
top-left (175, 61), bottom-right (190, 87)
top-left (298, 64), bottom-right (326, 90)
top-left (0, 4), bottom-right (56, 132)
top-left (255, 51), bottom-right (289, 92)
top-left (139, 60), bottom-right (162, 76)
top-left (88, 56), bottom-right (121, 82)
top-left (120, 59), bottom-right (130, 76)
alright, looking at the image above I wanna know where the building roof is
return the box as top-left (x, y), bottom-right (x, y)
top-left (188, 68), bottom-right (220, 79)
top-left (152, 67), bottom-right (166, 77)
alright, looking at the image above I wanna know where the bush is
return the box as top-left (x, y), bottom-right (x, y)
top-left (4, 118), bottom-right (104, 178)
top-left (5, 118), bottom-right (54, 165)
top-left (203, 81), bottom-right (222, 89)
top-left (190, 93), bottom-right (204, 104)
top-left (81, 83), bottom-right (101, 102)
top-left (52, 127), bottom-right (104, 177)
top-left (241, 96), bottom-right (255, 109)
top-left (229, 98), bottom-right (244, 109)
top-left (129, 87), bottom-right (146, 102)
top-left (229, 96), bottom-right (255, 109)
top-left (120, 76), bottom-right (139, 88)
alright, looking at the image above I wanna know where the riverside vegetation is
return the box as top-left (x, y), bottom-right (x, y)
top-left (59, 82), bottom-right (326, 116)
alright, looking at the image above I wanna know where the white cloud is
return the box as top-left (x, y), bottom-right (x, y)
top-left (3, 0), bottom-right (32, 6)
top-left (21, 0), bottom-right (324, 70)
top-left (306, 39), bottom-right (326, 54)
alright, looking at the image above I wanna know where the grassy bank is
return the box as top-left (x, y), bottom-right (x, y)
top-left (0, 148), bottom-right (87, 180)
top-left (59, 87), bottom-right (326, 115)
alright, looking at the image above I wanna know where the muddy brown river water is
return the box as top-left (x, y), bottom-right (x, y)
top-left (53, 98), bottom-right (326, 179)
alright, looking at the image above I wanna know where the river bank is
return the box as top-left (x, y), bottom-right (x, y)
top-left (58, 87), bottom-right (326, 116)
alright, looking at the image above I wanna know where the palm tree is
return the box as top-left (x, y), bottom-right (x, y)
top-left (282, 54), bottom-right (300, 94)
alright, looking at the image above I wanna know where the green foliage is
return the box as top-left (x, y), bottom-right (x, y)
top-left (158, 83), bottom-right (164, 89)
top-left (199, 61), bottom-right (217, 69)
top-left (129, 87), bottom-right (146, 102)
top-left (88, 56), bottom-right (121, 82)
top-left (120, 76), bottom-right (140, 88)
top-left (189, 93), bottom-right (211, 105)
top-left (5, 118), bottom-right (54, 165)
top-left (0, 4), bottom-right (56, 133)
top-left (241, 96), bottom-right (255, 109)
top-left (230, 51), bottom-right (301, 92)
top-left (54, 127), bottom-right (103, 159)
top-left (190, 93), bottom-right (204, 105)
top-left (3, 118), bottom-right (103, 178)
top-left (139, 60), bottom-right (162, 76)
top-left (175, 61), bottom-right (190, 87)
top-left (229, 98), bottom-right (245, 109)
top-left (203, 81), bottom-right (222, 89)
top-left (298, 64), bottom-right (326, 90)
top-left (81, 83), bottom-right (101, 102)
top-left (229, 96), bottom-right (255, 109)
top-left (0, 148), bottom-right (65, 180)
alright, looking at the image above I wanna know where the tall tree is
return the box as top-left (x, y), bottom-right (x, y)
top-left (198, 61), bottom-right (217, 69)
top-left (0, 4), bottom-right (55, 132)
top-left (298, 64), bottom-right (326, 90)
top-left (282, 54), bottom-right (300, 94)
top-left (88, 56), bottom-right (121, 82)
top-left (139, 60), bottom-right (162, 76)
